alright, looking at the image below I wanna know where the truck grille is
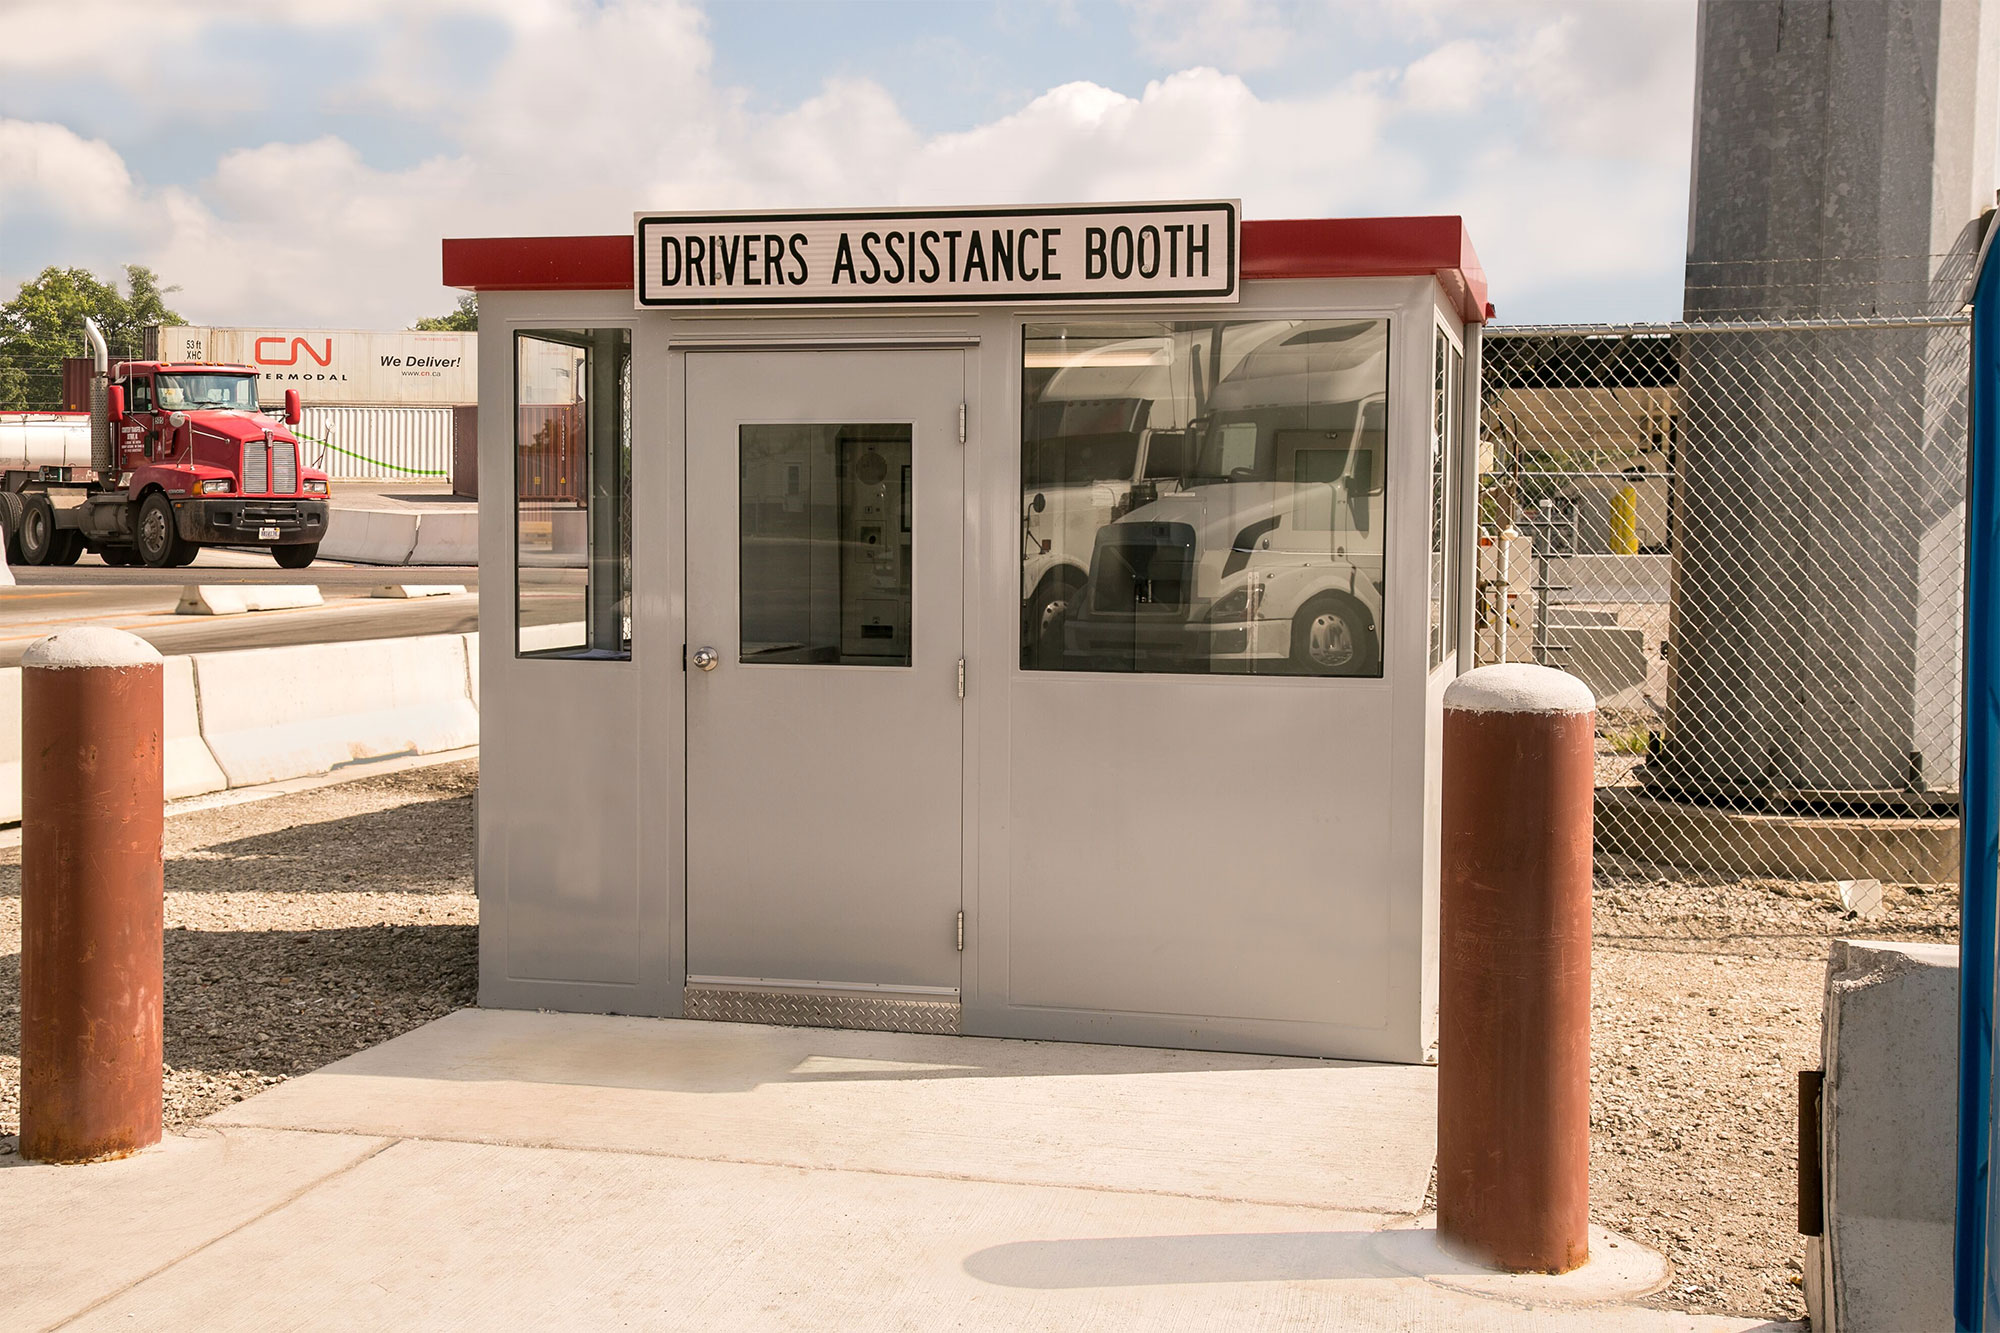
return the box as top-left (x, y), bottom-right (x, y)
top-left (243, 442), bottom-right (268, 494)
top-left (272, 440), bottom-right (296, 493)
top-left (1089, 522), bottom-right (1198, 615)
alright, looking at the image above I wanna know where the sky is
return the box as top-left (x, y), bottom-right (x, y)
top-left (0, 0), bottom-right (1703, 329)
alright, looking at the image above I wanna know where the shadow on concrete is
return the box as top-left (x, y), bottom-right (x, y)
top-left (963, 1229), bottom-right (1491, 1288)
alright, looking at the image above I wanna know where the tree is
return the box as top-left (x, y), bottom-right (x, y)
top-left (413, 293), bottom-right (478, 332)
top-left (0, 265), bottom-right (185, 409)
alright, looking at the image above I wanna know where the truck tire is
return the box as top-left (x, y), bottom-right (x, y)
top-left (1023, 570), bottom-right (1085, 668)
top-left (48, 531), bottom-right (83, 565)
top-left (1289, 594), bottom-right (1378, 676)
top-left (272, 543), bottom-right (318, 570)
top-left (0, 491), bottom-right (24, 563)
top-left (16, 494), bottom-right (60, 566)
top-left (135, 492), bottom-right (184, 568)
top-left (100, 546), bottom-right (137, 567)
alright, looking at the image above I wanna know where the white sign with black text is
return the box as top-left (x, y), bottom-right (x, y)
top-left (634, 202), bottom-right (1239, 308)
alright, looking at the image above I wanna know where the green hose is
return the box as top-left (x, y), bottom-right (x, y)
top-left (290, 428), bottom-right (448, 477)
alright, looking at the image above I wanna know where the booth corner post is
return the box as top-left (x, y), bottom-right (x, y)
top-left (1435, 662), bottom-right (1596, 1274)
top-left (18, 626), bottom-right (167, 1164)
top-left (1958, 202), bottom-right (2000, 1333)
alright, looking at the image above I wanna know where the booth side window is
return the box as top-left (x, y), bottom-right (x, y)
top-left (1446, 338), bottom-right (1465, 660)
top-left (1428, 327), bottom-right (1462, 669)
top-left (1022, 318), bottom-right (1389, 678)
top-left (514, 329), bottom-right (633, 659)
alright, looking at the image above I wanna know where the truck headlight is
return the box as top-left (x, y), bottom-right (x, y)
top-left (303, 479), bottom-right (329, 495)
top-left (196, 479), bottom-right (233, 495)
top-left (1207, 581), bottom-right (1264, 623)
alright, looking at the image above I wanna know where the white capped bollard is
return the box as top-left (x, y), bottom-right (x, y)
top-left (1436, 663), bottom-right (1596, 1273)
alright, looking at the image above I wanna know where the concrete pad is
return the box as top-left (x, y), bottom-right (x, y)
top-left (212, 1008), bottom-right (1437, 1214)
top-left (0, 1127), bottom-right (389, 1330)
top-left (61, 1136), bottom-right (1765, 1333)
top-left (371, 583), bottom-right (468, 598)
top-left (175, 584), bottom-right (325, 615)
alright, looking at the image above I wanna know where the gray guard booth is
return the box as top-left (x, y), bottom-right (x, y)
top-left (447, 206), bottom-right (1489, 1062)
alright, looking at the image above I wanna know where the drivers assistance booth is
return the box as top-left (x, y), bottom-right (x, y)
top-left (444, 204), bottom-right (1489, 1062)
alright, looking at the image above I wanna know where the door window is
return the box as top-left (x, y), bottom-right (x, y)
top-left (739, 423), bottom-right (914, 666)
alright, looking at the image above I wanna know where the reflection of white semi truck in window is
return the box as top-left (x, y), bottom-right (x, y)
top-left (1024, 320), bottom-right (1388, 675)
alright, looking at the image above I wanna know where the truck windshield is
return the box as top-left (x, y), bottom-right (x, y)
top-left (156, 374), bottom-right (259, 411)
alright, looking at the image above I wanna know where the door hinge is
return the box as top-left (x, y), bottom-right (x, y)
top-left (956, 656), bottom-right (966, 699)
top-left (956, 910), bottom-right (965, 952)
top-left (958, 402), bottom-right (967, 445)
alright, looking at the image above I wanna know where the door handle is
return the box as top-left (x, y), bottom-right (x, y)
top-left (691, 646), bottom-right (720, 672)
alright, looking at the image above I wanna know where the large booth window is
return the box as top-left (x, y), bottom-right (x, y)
top-left (515, 329), bottom-right (632, 659)
top-left (1021, 318), bottom-right (1389, 677)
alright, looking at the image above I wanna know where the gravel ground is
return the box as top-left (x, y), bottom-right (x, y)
top-left (1593, 852), bottom-right (1958, 1321)
top-left (0, 760), bottom-right (477, 1139)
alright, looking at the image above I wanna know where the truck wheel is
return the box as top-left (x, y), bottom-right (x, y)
top-left (169, 543), bottom-right (199, 568)
top-left (1023, 571), bottom-right (1084, 668)
top-left (16, 495), bottom-right (60, 566)
top-left (100, 547), bottom-right (137, 567)
top-left (0, 491), bottom-right (23, 563)
top-left (48, 531), bottom-right (83, 566)
top-left (272, 543), bottom-right (319, 570)
top-left (135, 492), bottom-right (183, 568)
top-left (1290, 595), bottom-right (1378, 676)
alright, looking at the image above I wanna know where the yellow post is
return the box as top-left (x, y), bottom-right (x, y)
top-left (1610, 485), bottom-right (1639, 555)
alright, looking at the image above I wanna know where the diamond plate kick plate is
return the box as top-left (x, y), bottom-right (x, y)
top-left (683, 985), bottom-right (962, 1035)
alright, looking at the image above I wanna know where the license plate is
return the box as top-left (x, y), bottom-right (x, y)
top-left (258, 526), bottom-right (280, 541)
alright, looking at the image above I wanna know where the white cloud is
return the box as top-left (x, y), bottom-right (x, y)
top-left (0, 0), bottom-right (1700, 326)
top-left (0, 120), bottom-right (138, 227)
top-left (1121, 0), bottom-right (1297, 73)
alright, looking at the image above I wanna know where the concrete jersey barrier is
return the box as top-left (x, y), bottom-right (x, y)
top-left (321, 507), bottom-right (478, 566)
top-left (0, 655), bottom-right (229, 822)
top-left (191, 633), bottom-right (479, 787)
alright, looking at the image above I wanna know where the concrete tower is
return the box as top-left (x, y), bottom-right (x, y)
top-left (1652, 0), bottom-right (1998, 808)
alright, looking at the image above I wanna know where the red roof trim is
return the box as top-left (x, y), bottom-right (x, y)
top-left (443, 215), bottom-right (1489, 324)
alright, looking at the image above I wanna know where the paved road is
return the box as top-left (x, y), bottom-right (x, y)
top-left (0, 550), bottom-right (583, 665)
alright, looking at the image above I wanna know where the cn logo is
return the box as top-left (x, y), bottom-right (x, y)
top-left (253, 337), bottom-right (333, 367)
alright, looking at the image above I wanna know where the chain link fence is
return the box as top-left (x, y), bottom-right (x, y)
top-left (1476, 304), bottom-right (1971, 889)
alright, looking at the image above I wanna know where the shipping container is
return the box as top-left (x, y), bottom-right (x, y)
top-left (150, 326), bottom-right (476, 407)
top-left (293, 405), bottom-right (453, 481)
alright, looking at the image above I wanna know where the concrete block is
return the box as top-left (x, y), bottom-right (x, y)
top-left (372, 584), bottom-right (467, 599)
top-left (1542, 617), bottom-right (1648, 701)
top-left (1543, 554), bottom-right (1671, 604)
top-left (176, 585), bottom-right (324, 615)
top-left (408, 511), bottom-right (478, 566)
top-left (191, 634), bottom-right (478, 787)
top-left (319, 508), bottom-right (419, 565)
top-left (1594, 787), bottom-right (1958, 884)
top-left (0, 665), bottom-right (18, 823)
top-left (1805, 939), bottom-right (1957, 1333)
top-left (162, 655), bottom-right (227, 800)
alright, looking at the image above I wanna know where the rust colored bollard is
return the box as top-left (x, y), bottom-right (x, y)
top-left (1436, 662), bottom-right (1596, 1273)
top-left (19, 627), bottom-right (166, 1163)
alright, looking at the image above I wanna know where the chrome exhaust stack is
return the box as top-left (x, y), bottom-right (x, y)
top-left (83, 317), bottom-right (111, 472)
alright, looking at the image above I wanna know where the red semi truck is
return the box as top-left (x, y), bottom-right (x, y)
top-left (0, 318), bottom-right (331, 568)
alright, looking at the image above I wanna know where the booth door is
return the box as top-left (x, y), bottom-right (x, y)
top-left (684, 350), bottom-right (966, 1017)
